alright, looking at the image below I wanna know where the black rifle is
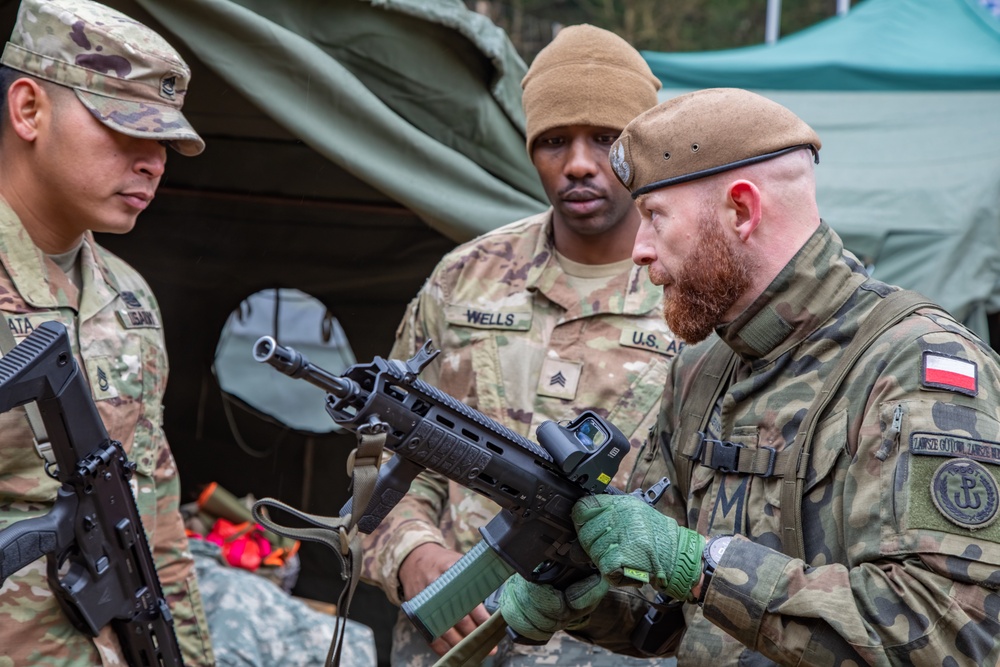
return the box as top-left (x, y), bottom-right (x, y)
top-left (0, 321), bottom-right (183, 667)
top-left (253, 336), bottom-right (670, 642)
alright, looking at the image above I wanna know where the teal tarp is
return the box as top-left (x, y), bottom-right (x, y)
top-left (643, 0), bottom-right (1000, 338)
top-left (644, 0), bottom-right (1000, 91)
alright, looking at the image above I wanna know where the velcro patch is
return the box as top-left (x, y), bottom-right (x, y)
top-left (444, 305), bottom-right (532, 331)
top-left (619, 327), bottom-right (684, 357)
top-left (3, 311), bottom-right (62, 342)
top-left (911, 432), bottom-right (1000, 466)
top-left (85, 356), bottom-right (121, 401)
top-left (921, 351), bottom-right (978, 396)
top-left (116, 309), bottom-right (160, 329)
top-left (930, 458), bottom-right (999, 530)
top-left (536, 358), bottom-right (582, 400)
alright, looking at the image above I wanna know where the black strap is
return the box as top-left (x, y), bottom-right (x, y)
top-left (673, 338), bottom-right (738, 500)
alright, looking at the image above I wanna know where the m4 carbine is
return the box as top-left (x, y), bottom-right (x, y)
top-left (0, 321), bottom-right (183, 667)
top-left (253, 336), bottom-right (668, 642)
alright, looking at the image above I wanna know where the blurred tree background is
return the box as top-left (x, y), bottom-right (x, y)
top-left (469, 0), bottom-right (862, 62)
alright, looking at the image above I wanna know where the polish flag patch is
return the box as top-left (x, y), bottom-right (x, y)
top-left (922, 352), bottom-right (978, 396)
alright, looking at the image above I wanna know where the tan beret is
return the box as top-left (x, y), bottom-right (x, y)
top-left (522, 24), bottom-right (660, 153)
top-left (609, 88), bottom-right (821, 197)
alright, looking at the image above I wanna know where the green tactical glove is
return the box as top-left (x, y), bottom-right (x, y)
top-left (572, 494), bottom-right (705, 601)
top-left (498, 573), bottom-right (610, 642)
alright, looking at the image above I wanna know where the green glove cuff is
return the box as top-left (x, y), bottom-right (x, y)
top-left (662, 528), bottom-right (705, 601)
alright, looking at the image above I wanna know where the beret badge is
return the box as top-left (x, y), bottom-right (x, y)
top-left (610, 139), bottom-right (632, 187)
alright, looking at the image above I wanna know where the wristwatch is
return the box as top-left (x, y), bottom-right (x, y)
top-left (698, 535), bottom-right (732, 606)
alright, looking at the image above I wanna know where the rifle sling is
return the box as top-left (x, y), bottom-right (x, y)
top-left (252, 427), bottom-right (386, 667)
top-left (0, 311), bottom-right (53, 466)
top-left (433, 609), bottom-right (508, 667)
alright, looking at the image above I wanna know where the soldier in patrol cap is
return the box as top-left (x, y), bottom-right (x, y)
top-left (360, 24), bottom-right (683, 667)
top-left (499, 87), bottom-right (1000, 665)
top-left (0, 0), bottom-right (213, 664)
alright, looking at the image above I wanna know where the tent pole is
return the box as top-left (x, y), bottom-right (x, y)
top-left (836, 0), bottom-right (850, 16)
top-left (765, 0), bottom-right (782, 44)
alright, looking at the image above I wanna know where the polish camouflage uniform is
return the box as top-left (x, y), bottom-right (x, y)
top-left (0, 201), bottom-right (214, 666)
top-left (361, 210), bottom-right (681, 665)
top-left (190, 539), bottom-right (376, 667)
top-left (577, 222), bottom-right (1000, 665)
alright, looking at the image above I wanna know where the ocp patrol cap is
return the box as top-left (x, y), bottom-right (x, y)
top-left (1, 0), bottom-right (204, 156)
top-left (610, 88), bottom-right (820, 197)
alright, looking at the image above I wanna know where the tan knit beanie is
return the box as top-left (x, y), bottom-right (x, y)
top-left (521, 25), bottom-right (661, 153)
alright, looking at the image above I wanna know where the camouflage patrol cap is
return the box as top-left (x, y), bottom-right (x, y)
top-left (1, 0), bottom-right (204, 156)
top-left (610, 88), bottom-right (820, 197)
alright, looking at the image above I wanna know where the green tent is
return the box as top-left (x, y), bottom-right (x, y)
top-left (644, 0), bottom-right (1000, 342)
top-left (0, 0), bottom-right (546, 660)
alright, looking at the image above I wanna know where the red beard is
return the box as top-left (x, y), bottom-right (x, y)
top-left (663, 208), bottom-right (757, 343)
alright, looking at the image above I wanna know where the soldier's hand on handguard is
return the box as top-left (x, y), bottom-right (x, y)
top-left (573, 494), bottom-right (705, 601)
top-left (498, 573), bottom-right (609, 642)
top-left (400, 542), bottom-right (494, 656)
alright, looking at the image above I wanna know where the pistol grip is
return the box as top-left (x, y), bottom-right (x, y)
top-left (340, 456), bottom-right (423, 533)
top-left (0, 492), bottom-right (72, 584)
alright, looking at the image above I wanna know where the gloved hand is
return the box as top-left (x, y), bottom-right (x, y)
top-left (572, 494), bottom-right (704, 602)
top-left (498, 573), bottom-right (609, 642)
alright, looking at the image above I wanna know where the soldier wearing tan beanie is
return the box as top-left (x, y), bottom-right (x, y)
top-left (362, 23), bottom-right (680, 667)
top-left (521, 24), bottom-right (661, 153)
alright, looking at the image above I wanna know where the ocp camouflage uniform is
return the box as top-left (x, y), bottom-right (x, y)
top-left (361, 210), bottom-right (680, 666)
top-left (191, 539), bottom-right (376, 667)
top-left (0, 201), bottom-right (214, 666)
top-left (583, 222), bottom-right (1000, 665)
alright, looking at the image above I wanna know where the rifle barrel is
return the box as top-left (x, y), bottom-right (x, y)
top-left (252, 336), bottom-right (354, 398)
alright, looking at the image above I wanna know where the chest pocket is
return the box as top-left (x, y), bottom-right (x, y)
top-left (687, 410), bottom-right (848, 551)
top-left (85, 334), bottom-right (164, 479)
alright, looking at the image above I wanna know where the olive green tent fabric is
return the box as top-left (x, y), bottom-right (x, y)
top-left (644, 0), bottom-right (1000, 339)
top-left (749, 90), bottom-right (1000, 339)
top-left (132, 0), bottom-right (546, 243)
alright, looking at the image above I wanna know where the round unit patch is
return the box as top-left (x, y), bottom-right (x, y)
top-left (930, 458), bottom-right (1000, 530)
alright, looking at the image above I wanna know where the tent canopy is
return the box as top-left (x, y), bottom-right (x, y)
top-left (642, 0), bottom-right (1000, 339)
top-left (644, 0), bottom-right (1000, 91)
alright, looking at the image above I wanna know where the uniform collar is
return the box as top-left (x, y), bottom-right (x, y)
top-left (717, 222), bottom-right (868, 362)
top-left (0, 197), bottom-right (120, 317)
top-left (523, 209), bottom-right (662, 319)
